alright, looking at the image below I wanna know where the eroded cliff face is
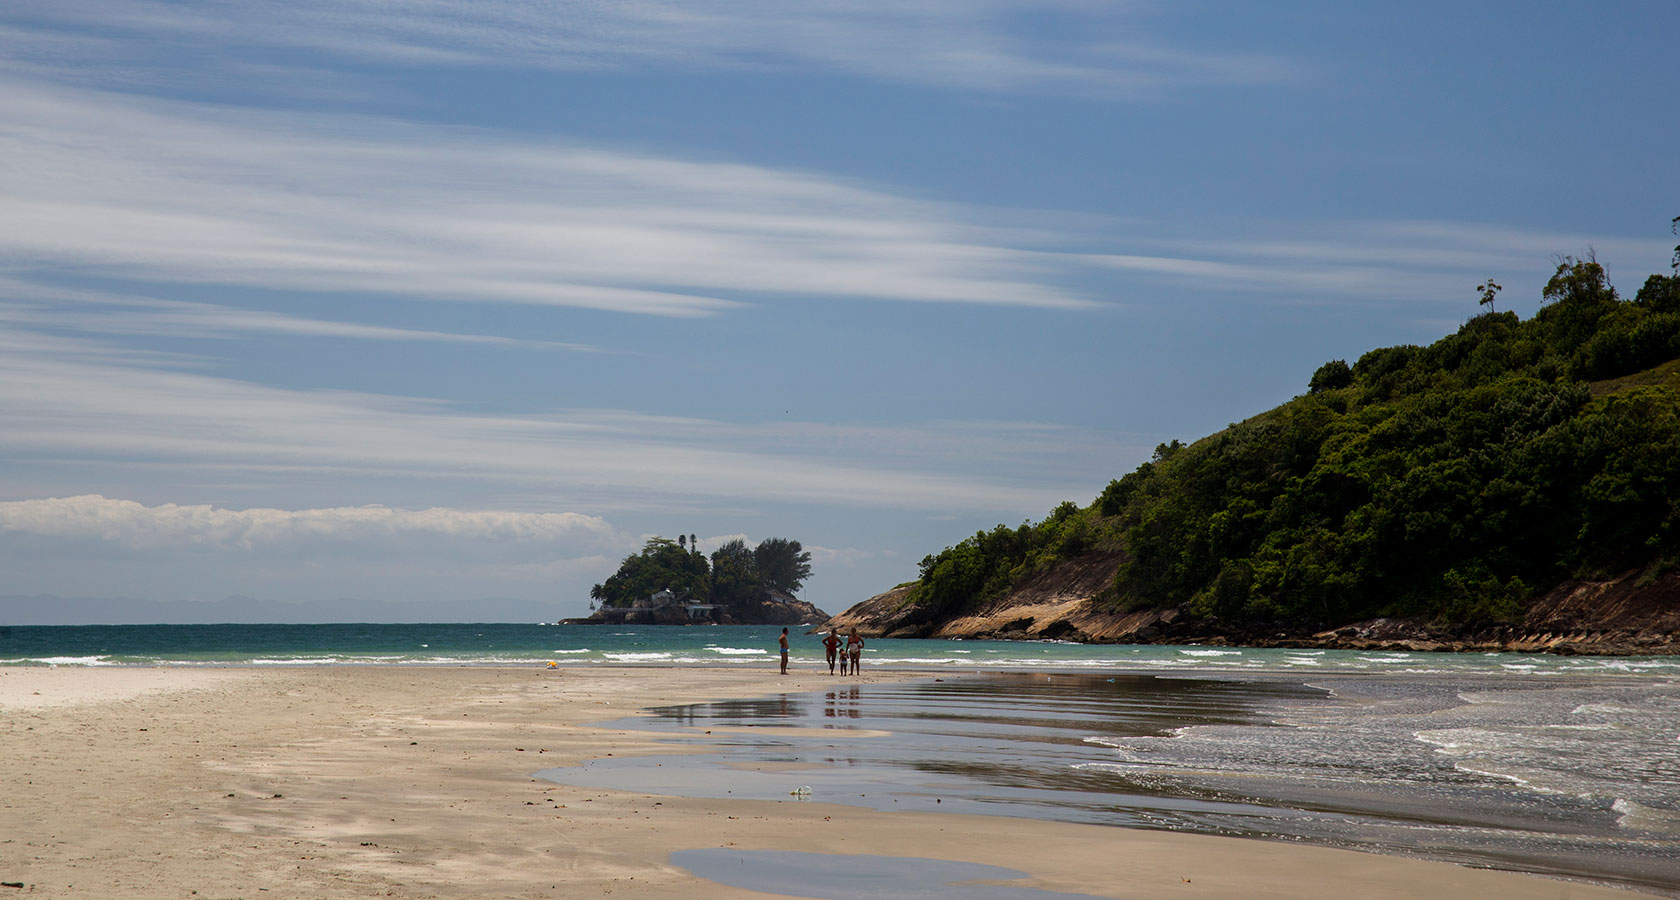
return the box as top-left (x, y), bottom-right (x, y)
top-left (818, 552), bottom-right (1680, 655)
top-left (1286, 570), bottom-right (1680, 655)
top-left (813, 551), bottom-right (1150, 642)
top-left (816, 582), bottom-right (916, 636)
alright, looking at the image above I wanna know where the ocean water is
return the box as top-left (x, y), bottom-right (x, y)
top-left (7, 623), bottom-right (1678, 892)
top-left (4, 622), bottom-right (1679, 677)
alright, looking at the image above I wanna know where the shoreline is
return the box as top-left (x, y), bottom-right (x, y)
top-left (823, 568), bottom-right (1680, 657)
top-left (2, 666), bottom-right (1666, 899)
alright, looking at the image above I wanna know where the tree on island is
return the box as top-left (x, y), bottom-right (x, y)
top-left (589, 537), bottom-right (710, 609)
top-left (754, 537), bottom-right (813, 593)
top-left (589, 534), bottom-right (814, 612)
top-left (709, 538), bottom-right (763, 608)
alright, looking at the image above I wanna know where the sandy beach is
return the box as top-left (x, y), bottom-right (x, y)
top-left (1, 665), bottom-right (1663, 899)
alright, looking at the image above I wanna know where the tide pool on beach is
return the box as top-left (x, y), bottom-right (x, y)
top-left (543, 667), bottom-right (1680, 896)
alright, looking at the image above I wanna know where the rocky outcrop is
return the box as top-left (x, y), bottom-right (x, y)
top-left (813, 552), bottom-right (1148, 642)
top-left (820, 553), bottom-right (1680, 655)
top-left (815, 582), bottom-right (918, 636)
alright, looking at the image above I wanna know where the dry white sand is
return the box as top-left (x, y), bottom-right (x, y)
top-left (0, 666), bottom-right (1661, 899)
top-left (0, 666), bottom-right (250, 709)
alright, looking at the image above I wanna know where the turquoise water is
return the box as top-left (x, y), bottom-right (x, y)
top-left (4, 622), bottom-right (1679, 678)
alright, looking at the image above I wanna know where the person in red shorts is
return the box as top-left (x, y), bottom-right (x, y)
top-left (822, 628), bottom-right (841, 674)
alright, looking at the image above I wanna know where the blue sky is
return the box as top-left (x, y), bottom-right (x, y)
top-left (1, 1), bottom-right (1675, 624)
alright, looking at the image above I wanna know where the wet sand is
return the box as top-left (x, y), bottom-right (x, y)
top-left (552, 673), bottom-right (1680, 894)
top-left (0, 666), bottom-right (1664, 898)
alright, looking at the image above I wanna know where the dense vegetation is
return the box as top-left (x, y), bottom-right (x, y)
top-left (904, 249), bottom-right (1680, 631)
top-left (590, 535), bottom-right (812, 610)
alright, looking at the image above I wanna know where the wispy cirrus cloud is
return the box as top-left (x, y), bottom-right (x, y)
top-left (1079, 221), bottom-right (1676, 308)
top-left (10, 73), bottom-right (1654, 338)
top-left (0, 79), bottom-right (1098, 318)
top-left (8, 76), bottom-right (1655, 338)
top-left (0, 279), bottom-right (602, 352)
top-left (0, 1), bottom-right (1297, 98)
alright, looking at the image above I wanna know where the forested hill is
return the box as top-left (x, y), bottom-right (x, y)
top-left (825, 255), bottom-right (1680, 653)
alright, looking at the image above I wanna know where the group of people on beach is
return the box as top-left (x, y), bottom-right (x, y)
top-left (823, 628), bottom-right (864, 675)
top-left (778, 626), bottom-right (863, 675)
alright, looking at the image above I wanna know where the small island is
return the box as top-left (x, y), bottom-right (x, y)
top-left (567, 534), bottom-right (829, 626)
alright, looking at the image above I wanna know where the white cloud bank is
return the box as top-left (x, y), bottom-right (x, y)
top-left (0, 495), bottom-right (615, 551)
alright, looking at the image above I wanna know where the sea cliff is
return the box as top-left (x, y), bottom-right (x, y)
top-left (817, 554), bottom-right (1680, 656)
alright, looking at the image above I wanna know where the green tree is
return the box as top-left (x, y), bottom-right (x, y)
top-left (1309, 359), bottom-right (1353, 393)
top-left (754, 537), bottom-right (813, 594)
top-left (1536, 254), bottom-right (1619, 356)
top-left (1635, 274), bottom-right (1680, 314)
top-left (709, 538), bottom-right (764, 607)
top-left (1671, 215), bottom-right (1679, 276)
top-left (1476, 277), bottom-right (1502, 314)
top-left (590, 537), bottom-right (710, 608)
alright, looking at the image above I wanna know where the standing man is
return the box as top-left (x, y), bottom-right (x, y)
top-left (779, 627), bottom-right (790, 675)
top-left (822, 628), bottom-right (841, 675)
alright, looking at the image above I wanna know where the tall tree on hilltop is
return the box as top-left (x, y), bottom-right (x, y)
top-left (1477, 277), bottom-right (1502, 314)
